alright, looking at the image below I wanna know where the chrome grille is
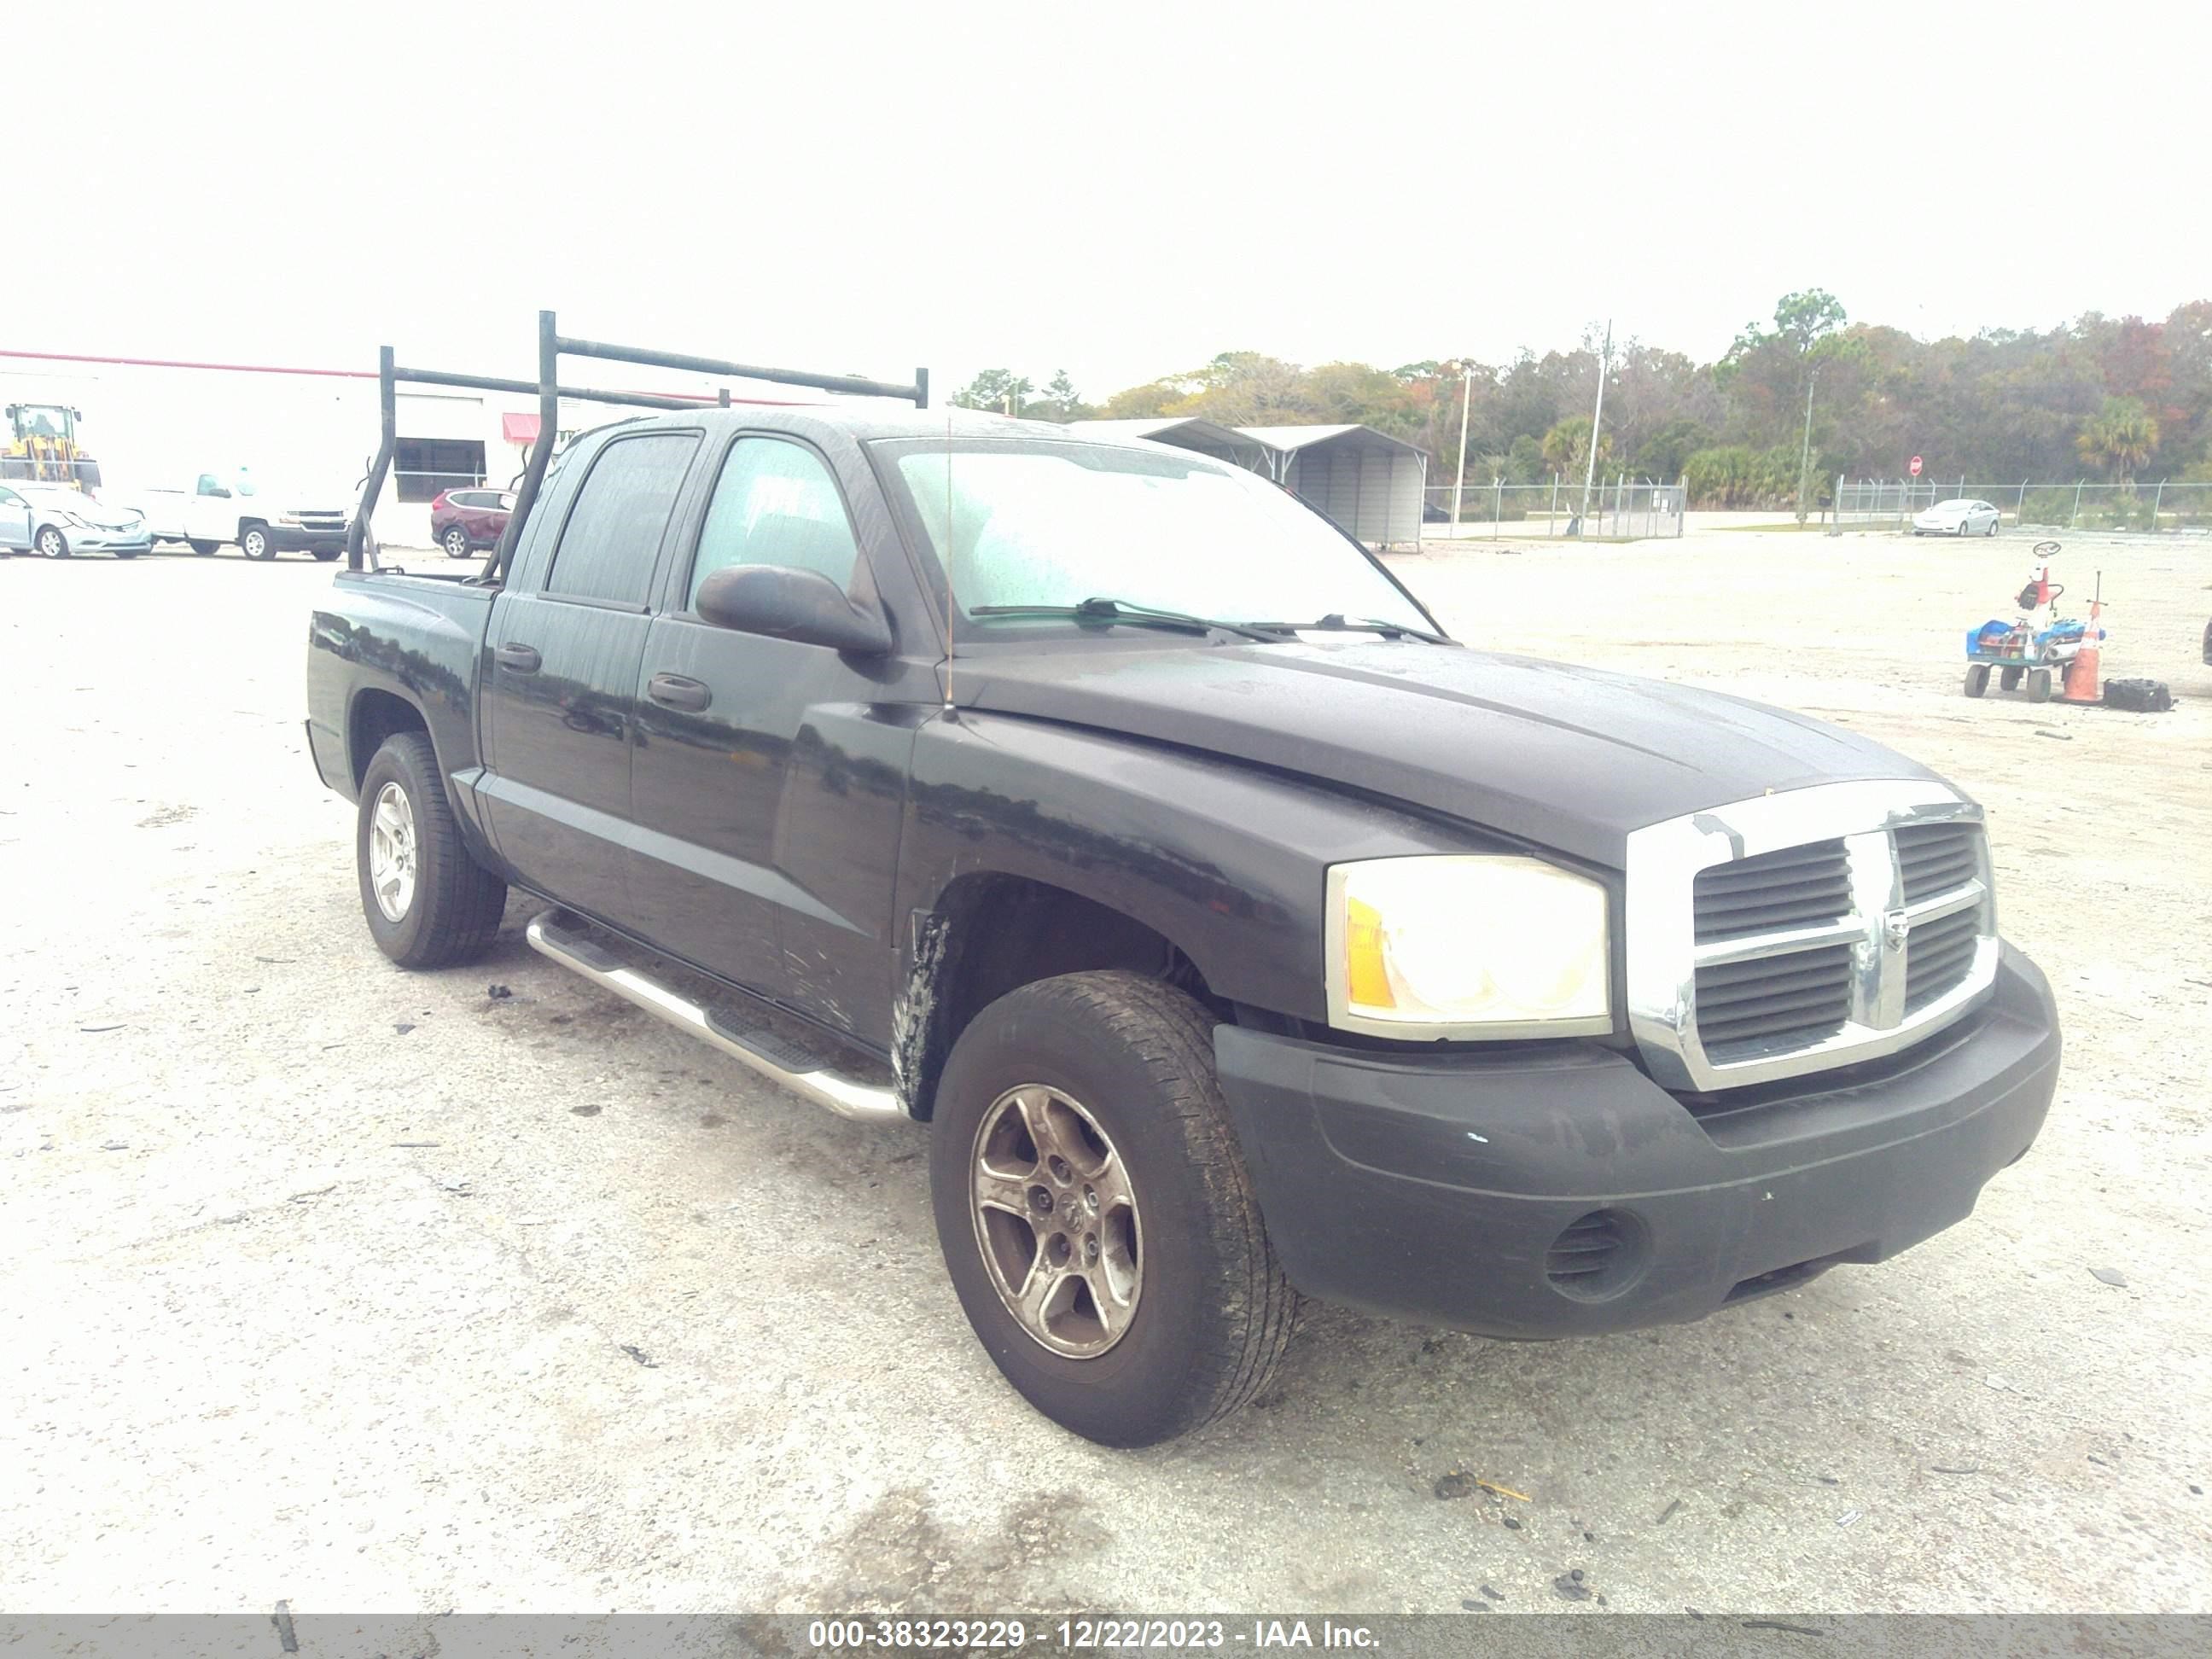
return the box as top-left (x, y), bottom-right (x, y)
top-left (1695, 942), bottom-right (1853, 1059)
top-left (1896, 822), bottom-right (1979, 904)
top-left (1905, 904), bottom-right (1982, 1011)
top-left (1625, 781), bottom-right (2001, 1092)
top-left (1694, 839), bottom-right (1850, 943)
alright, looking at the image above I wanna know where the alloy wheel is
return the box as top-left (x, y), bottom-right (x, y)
top-left (969, 1084), bottom-right (1142, 1358)
top-left (368, 782), bottom-right (418, 921)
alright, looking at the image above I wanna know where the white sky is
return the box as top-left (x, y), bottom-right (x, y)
top-left (24, 0), bottom-right (2210, 402)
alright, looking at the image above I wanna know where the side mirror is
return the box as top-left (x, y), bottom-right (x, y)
top-left (695, 564), bottom-right (893, 656)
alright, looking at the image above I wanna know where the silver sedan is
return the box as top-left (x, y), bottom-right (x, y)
top-left (1913, 498), bottom-right (2001, 537)
top-left (0, 482), bottom-right (154, 558)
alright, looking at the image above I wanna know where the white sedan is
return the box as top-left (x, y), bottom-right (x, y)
top-left (1913, 498), bottom-right (2001, 537)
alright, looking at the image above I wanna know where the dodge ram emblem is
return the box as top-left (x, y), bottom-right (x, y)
top-left (1882, 909), bottom-right (1912, 950)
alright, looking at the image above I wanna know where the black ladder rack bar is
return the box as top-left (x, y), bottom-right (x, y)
top-left (346, 308), bottom-right (928, 573)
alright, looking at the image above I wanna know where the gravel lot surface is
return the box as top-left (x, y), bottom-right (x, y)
top-left (3, 531), bottom-right (2207, 1616)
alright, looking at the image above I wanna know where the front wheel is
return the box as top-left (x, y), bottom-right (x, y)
top-left (113, 547), bottom-right (139, 560)
top-left (37, 527), bottom-right (68, 559)
top-left (928, 970), bottom-right (1295, 1447)
top-left (1965, 663), bottom-right (1990, 697)
top-left (188, 539), bottom-right (218, 556)
top-left (311, 548), bottom-right (341, 562)
top-left (240, 524), bottom-right (275, 560)
top-left (2028, 667), bottom-right (2054, 703)
top-left (356, 731), bottom-right (508, 969)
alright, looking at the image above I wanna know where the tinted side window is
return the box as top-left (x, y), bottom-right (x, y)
top-left (687, 437), bottom-right (859, 608)
top-left (545, 432), bottom-right (700, 605)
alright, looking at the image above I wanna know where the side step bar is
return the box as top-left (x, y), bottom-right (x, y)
top-left (524, 910), bottom-right (904, 1122)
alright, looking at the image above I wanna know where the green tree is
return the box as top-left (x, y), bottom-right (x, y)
top-left (2075, 397), bottom-right (2160, 483)
top-left (1030, 370), bottom-right (1091, 423)
top-left (952, 370), bottom-right (1034, 415)
top-left (1634, 418), bottom-right (1712, 481)
top-left (1097, 381), bottom-right (1182, 419)
top-left (1540, 416), bottom-right (1610, 477)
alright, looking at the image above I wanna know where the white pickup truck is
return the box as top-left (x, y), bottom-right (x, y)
top-left (125, 468), bottom-right (353, 561)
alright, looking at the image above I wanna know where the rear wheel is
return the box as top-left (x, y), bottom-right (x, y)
top-left (928, 970), bottom-right (1295, 1447)
top-left (1965, 664), bottom-right (1990, 697)
top-left (188, 539), bottom-right (218, 556)
top-left (1999, 666), bottom-right (2023, 690)
top-left (36, 527), bottom-right (68, 559)
top-left (113, 547), bottom-right (139, 560)
top-left (1986, 516), bottom-right (1999, 537)
top-left (240, 523), bottom-right (275, 561)
top-left (2028, 667), bottom-right (2054, 703)
top-left (355, 731), bottom-right (508, 969)
top-left (442, 527), bottom-right (472, 559)
top-left (311, 548), bottom-right (341, 562)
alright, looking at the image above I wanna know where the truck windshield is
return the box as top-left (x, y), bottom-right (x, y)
top-left (882, 440), bottom-right (1432, 639)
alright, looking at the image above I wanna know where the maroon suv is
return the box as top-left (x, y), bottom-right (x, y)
top-left (428, 487), bottom-right (515, 559)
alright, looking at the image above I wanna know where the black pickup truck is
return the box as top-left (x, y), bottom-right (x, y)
top-left (306, 351), bottom-right (2059, 1447)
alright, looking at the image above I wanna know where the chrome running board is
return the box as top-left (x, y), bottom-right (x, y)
top-left (524, 910), bottom-right (904, 1122)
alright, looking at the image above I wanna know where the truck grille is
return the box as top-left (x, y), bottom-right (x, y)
top-left (1625, 783), bottom-right (2000, 1093)
top-left (1694, 942), bottom-right (1854, 1060)
top-left (1693, 839), bottom-right (1850, 942)
top-left (1905, 904), bottom-right (1982, 1012)
top-left (1896, 822), bottom-right (1979, 903)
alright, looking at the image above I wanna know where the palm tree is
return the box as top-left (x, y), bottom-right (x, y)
top-left (2076, 398), bottom-right (2160, 486)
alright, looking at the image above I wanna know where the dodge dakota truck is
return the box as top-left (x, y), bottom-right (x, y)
top-left (306, 337), bottom-right (2059, 1447)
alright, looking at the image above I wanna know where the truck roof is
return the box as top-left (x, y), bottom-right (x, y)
top-left (574, 405), bottom-right (1162, 453)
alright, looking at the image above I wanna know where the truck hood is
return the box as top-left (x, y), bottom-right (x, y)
top-left (953, 640), bottom-right (1943, 867)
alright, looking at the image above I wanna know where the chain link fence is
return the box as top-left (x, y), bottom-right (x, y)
top-left (1831, 477), bottom-right (2212, 535)
top-left (1422, 474), bottom-right (1685, 541)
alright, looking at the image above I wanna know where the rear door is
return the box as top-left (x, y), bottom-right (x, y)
top-left (479, 427), bottom-right (702, 923)
top-left (626, 431), bottom-right (911, 1027)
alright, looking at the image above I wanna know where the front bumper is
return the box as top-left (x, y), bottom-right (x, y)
top-left (1215, 944), bottom-right (2059, 1338)
top-left (61, 529), bottom-right (154, 554)
top-left (266, 526), bottom-right (349, 553)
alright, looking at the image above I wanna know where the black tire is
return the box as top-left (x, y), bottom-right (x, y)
top-left (113, 547), bottom-right (139, 560)
top-left (188, 539), bottom-right (218, 556)
top-left (1999, 666), bottom-right (2023, 690)
top-left (2028, 667), bottom-right (2053, 703)
top-left (1965, 664), bottom-right (1990, 698)
top-left (928, 970), bottom-right (1295, 1447)
top-left (311, 548), bottom-right (341, 562)
top-left (1986, 517), bottom-right (1999, 536)
top-left (442, 527), bottom-right (472, 559)
top-left (355, 731), bottom-right (508, 969)
top-left (240, 523), bottom-right (275, 561)
top-left (36, 526), bottom-right (69, 559)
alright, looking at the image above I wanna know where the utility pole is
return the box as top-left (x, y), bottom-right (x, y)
top-left (1451, 364), bottom-right (1473, 531)
top-left (1795, 361), bottom-right (1824, 526)
top-left (1581, 321), bottom-right (1612, 517)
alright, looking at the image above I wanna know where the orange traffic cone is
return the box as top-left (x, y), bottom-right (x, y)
top-left (2061, 600), bottom-right (2103, 703)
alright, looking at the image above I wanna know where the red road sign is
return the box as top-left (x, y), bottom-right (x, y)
top-left (1909, 455), bottom-right (1924, 476)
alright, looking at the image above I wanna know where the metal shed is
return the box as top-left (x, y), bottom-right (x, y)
top-left (1237, 424), bottom-right (1429, 549)
top-left (1068, 417), bottom-right (1276, 474)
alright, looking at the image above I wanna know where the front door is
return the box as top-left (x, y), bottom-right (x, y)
top-left (0, 486), bottom-right (30, 550)
top-left (626, 433), bottom-right (911, 1029)
top-left (479, 428), bottom-right (701, 924)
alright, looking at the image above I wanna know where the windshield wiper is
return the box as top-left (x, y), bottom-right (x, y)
top-left (1252, 613), bottom-right (1454, 644)
top-left (969, 597), bottom-right (1292, 643)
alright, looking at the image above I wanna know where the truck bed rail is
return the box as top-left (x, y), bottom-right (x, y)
top-left (346, 309), bottom-right (928, 577)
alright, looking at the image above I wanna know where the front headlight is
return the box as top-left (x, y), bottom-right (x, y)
top-left (1325, 855), bottom-right (1612, 1039)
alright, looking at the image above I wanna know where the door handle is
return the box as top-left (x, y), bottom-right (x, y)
top-left (648, 672), bottom-right (712, 712)
top-left (494, 643), bottom-right (542, 674)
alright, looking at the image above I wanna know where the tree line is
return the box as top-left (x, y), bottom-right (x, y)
top-left (952, 292), bottom-right (2212, 509)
